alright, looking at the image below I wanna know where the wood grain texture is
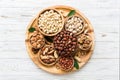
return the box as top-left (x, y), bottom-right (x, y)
top-left (0, 0), bottom-right (119, 80)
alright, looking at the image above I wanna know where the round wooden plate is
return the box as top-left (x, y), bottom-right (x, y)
top-left (25, 5), bottom-right (94, 74)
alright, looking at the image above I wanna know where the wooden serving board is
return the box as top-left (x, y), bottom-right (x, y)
top-left (25, 5), bottom-right (94, 74)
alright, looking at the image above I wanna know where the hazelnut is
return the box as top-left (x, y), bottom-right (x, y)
top-left (54, 30), bottom-right (77, 56)
top-left (58, 56), bottom-right (74, 71)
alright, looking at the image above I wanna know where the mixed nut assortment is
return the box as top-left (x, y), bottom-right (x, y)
top-left (26, 7), bottom-right (93, 73)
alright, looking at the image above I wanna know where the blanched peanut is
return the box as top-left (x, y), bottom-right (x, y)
top-left (65, 16), bottom-right (84, 34)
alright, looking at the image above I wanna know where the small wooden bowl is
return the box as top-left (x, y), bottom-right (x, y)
top-left (64, 15), bottom-right (85, 35)
top-left (29, 31), bottom-right (45, 49)
top-left (38, 45), bottom-right (57, 66)
top-left (57, 56), bottom-right (74, 72)
top-left (37, 8), bottom-right (64, 36)
top-left (78, 33), bottom-right (93, 51)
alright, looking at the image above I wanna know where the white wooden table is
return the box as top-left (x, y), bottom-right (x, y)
top-left (0, 0), bottom-right (119, 80)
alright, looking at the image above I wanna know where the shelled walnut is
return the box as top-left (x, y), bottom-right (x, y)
top-left (30, 31), bottom-right (45, 49)
top-left (38, 45), bottom-right (58, 66)
top-left (53, 30), bottom-right (77, 56)
top-left (78, 34), bottom-right (92, 51)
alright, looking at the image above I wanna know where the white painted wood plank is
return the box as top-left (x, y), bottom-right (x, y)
top-left (0, 8), bottom-right (119, 25)
top-left (0, 59), bottom-right (119, 80)
top-left (0, 31), bottom-right (119, 42)
top-left (0, 41), bottom-right (119, 59)
top-left (0, 24), bottom-right (119, 42)
top-left (0, 0), bottom-right (119, 80)
top-left (0, 0), bottom-right (119, 9)
top-left (0, 75), bottom-right (119, 80)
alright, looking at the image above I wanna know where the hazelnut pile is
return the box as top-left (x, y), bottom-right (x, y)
top-left (30, 31), bottom-right (45, 49)
top-left (53, 30), bottom-right (77, 56)
top-left (39, 45), bottom-right (58, 66)
top-left (58, 56), bottom-right (74, 71)
top-left (78, 34), bottom-right (92, 50)
top-left (65, 16), bottom-right (84, 34)
top-left (38, 10), bottom-right (63, 35)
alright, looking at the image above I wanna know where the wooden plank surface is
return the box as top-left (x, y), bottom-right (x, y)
top-left (0, 0), bottom-right (119, 80)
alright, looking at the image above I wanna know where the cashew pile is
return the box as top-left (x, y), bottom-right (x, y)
top-left (38, 10), bottom-right (63, 34)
